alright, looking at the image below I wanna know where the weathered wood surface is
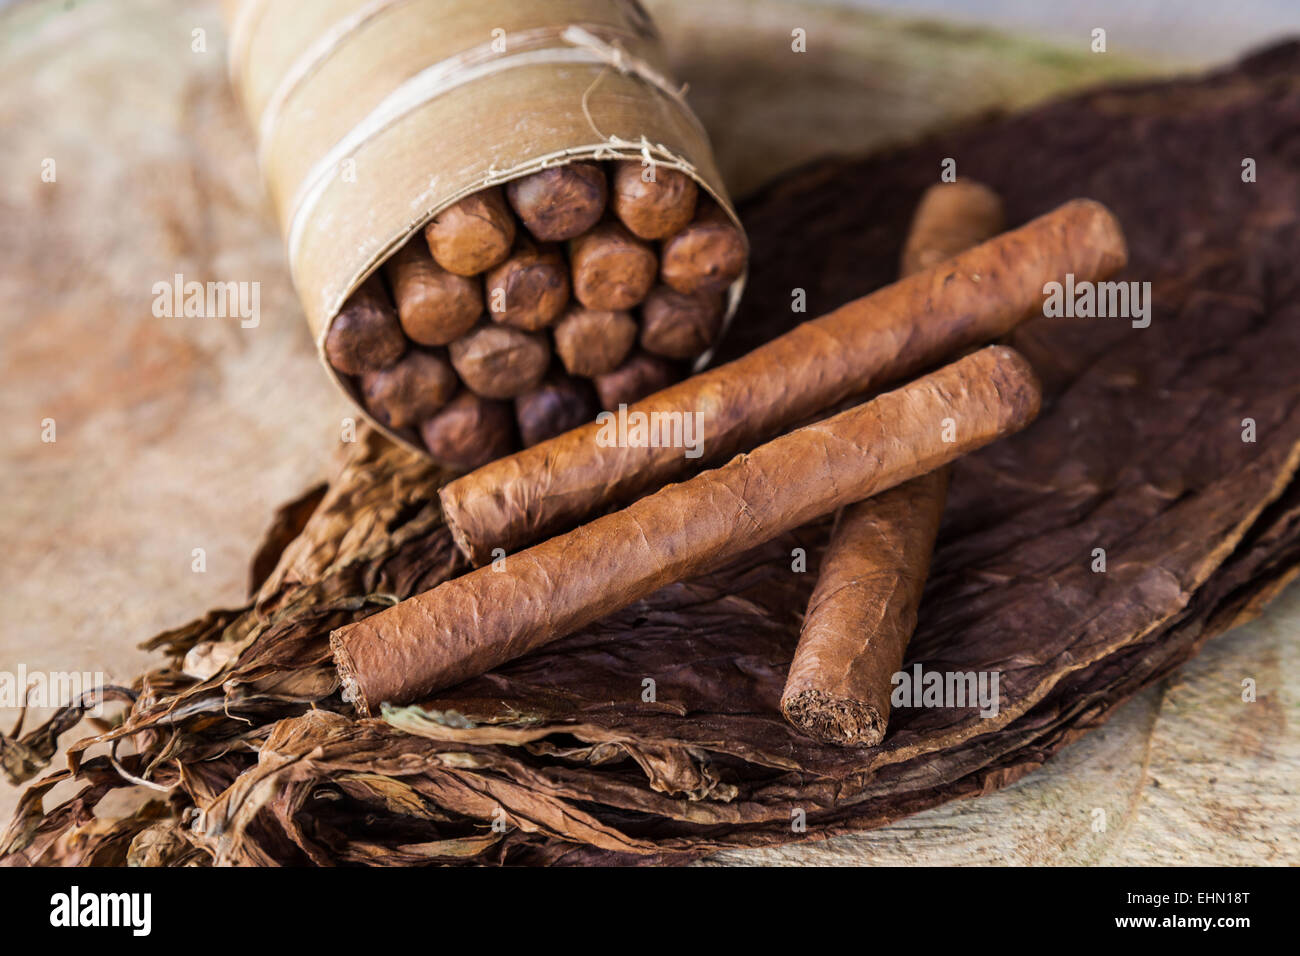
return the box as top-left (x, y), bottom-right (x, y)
top-left (0, 0), bottom-right (1293, 863)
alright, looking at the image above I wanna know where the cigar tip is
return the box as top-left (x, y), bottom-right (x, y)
top-left (329, 627), bottom-right (372, 717)
top-left (781, 690), bottom-right (886, 747)
top-left (1064, 197), bottom-right (1129, 273)
top-left (979, 345), bottom-right (1043, 424)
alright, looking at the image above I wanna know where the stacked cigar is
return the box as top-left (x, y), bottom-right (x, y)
top-left (323, 160), bottom-right (747, 470)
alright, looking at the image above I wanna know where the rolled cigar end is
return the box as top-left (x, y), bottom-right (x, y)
top-left (639, 285), bottom-right (724, 359)
top-left (570, 221), bottom-right (658, 311)
top-left (553, 305), bottom-right (638, 377)
top-left (449, 323), bottom-right (550, 399)
top-left (515, 375), bottom-right (598, 447)
top-left (419, 390), bottom-right (516, 471)
top-left (781, 690), bottom-right (886, 748)
top-left (660, 202), bottom-right (746, 295)
top-left (610, 160), bottom-right (699, 239)
top-left (360, 349), bottom-right (458, 429)
top-left (899, 181), bottom-right (1005, 277)
top-left (337, 346), bottom-right (1041, 705)
top-left (423, 187), bottom-right (516, 276)
top-left (507, 162), bottom-right (607, 242)
top-left (593, 351), bottom-right (679, 410)
top-left (385, 241), bottom-right (482, 345)
top-left (324, 277), bottom-right (406, 375)
top-left (484, 240), bottom-right (570, 330)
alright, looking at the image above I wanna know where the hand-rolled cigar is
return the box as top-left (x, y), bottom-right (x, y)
top-left (592, 351), bottom-right (679, 411)
top-left (323, 276), bottom-right (406, 376)
top-left (552, 305), bottom-right (638, 378)
top-left (639, 285), bottom-right (724, 359)
top-left (484, 239), bottom-right (570, 331)
top-left (506, 162), bottom-right (607, 242)
top-left (332, 346), bottom-right (1042, 713)
top-left (569, 221), bottom-right (658, 311)
top-left (659, 200), bottom-right (747, 295)
top-left (448, 323), bottom-right (550, 399)
top-left (360, 349), bottom-right (459, 430)
top-left (423, 187), bottom-right (516, 277)
top-left (515, 375), bottom-right (599, 447)
top-left (419, 390), bottom-right (516, 471)
top-left (610, 160), bottom-right (699, 240)
top-left (440, 199), bottom-right (1126, 566)
top-left (384, 240), bottom-right (482, 346)
top-left (781, 180), bottom-right (1006, 747)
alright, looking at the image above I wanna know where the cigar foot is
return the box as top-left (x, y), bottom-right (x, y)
top-left (781, 690), bottom-right (885, 748)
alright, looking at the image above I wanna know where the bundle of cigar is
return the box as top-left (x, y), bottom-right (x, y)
top-left (323, 160), bottom-right (746, 470)
top-left (332, 193), bottom-right (1129, 719)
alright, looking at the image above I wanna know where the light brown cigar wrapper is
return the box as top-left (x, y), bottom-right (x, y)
top-left (223, 0), bottom-right (747, 458)
top-left (781, 181), bottom-right (1005, 747)
top-left (553, 305), bottom-right (638, 377)
top-left (441, 198), bottom-right (1126, 565)
top-left (385, 241), bottom-right (482, 346)
top-left (332, 345), bottom-right (1042, 713)
top-left (423, 187), bottom-right (515, 277)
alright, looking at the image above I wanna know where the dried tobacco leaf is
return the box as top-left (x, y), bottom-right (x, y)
top-left (4, 42), bottom-right (1300, 866)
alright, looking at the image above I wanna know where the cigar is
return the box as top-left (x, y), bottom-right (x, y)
top-left (323, 276), bottom-right (406, 376)
top-left (360, 348), bottom-right (459, 430)
top-left (610, 160), bottom-right (699, 240)
top-left (440, 199), bottom-right (1126, 565)
top-left (569, 221), bottom-right (658, 311)
top-left (423, 187), bottom-right (516, 277)
top-left (384, 240), bottom-right (482, 346)
top-left (659, 200), bottom-right (747, 295)
top-left (592, 351), bottom-right (679, 411)
top-left (448, 322), bottom-right (550, 399)
top-left (484, 238), bottom-right (570, 331)
top-left (781, 181), bottom-right (1005, 747)
top-left (552, 305), bottom-right (638, 378)
top-left (506, 162), bottom-right (607, 242)
top-left (419, 390), bottom-right (516, 471)
top-left (638, 284), bottom-right (724, 359)
top-left (515, 374), bottom-right (598, 447)
top-left (332, 346), bottom-right (1042, 713)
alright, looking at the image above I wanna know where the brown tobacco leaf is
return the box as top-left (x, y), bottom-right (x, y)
top-left (6, 43), bottom-right (1300, 866)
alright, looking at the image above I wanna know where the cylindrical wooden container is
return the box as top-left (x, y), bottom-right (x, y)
top-left (223, 0), bottom-right (747, 464)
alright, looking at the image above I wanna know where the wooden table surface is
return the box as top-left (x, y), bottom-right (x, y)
top-left (1, 0), bottom-right (1295, 864)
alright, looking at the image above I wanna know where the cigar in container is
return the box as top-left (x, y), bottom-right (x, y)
top-left (419, 390), bottom-right (516, 471)
top-left (332, 346), bottom-right (1042, 713)
top-left (423, 187), bottom-right (516, 277)
top-left (515, 374), bottom-right (599, 447)
top-left (360, 349), bottom-right (459, 430)
top-left (484, 238), bottom-right (570, 331)
top-left (506, 162), bottom-right (608, 242)
top-left (384, 240), bottom-right (482, 346)
top-left (440, 199), bottom-right (1127, 565)
top-left (323, 276), bottom-right (406, 376)
top-left (449, 322), bottom-right (550, 399)
top-left (569, 221), bottom-right (658, 311)
top-left (638, 285), bottom-right (724, 359)
top-left (610, 160), bottom-right (699, 240)
top-left (659, 199), bottom-right (747, 295)
top-left (593, 351), bottom-right (679, 411)
top-left (781, 181), bottom-right (1005, 747)
top-left (553, 305), bottom-right (638, 378)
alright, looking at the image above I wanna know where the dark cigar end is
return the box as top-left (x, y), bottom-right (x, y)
top-left (570, 221), bottom-right (658, 312)
top-left (484, 240), bottom-right (570, 330)
top-left (324, 277), bottom-right (407, 376)
top-left (515, 375), bottom-right (599, 446)
top-left (553, 305), bottom-right (638, 377)
top-left (660, 202), bottom-right (746, 295)
top-left (593, 351), bottom-right (680, 410)
top-left (639, 284), bottom-right (724, 359)
top-left (449, 322), bottom-right (551, 399)
top-left (506, 162), bottom-right (608, 242)
top-left (361, 349), bottom-right (458, 430)
top-left (782, 689), bottom-right (886, 748)
top-left (385, 241), bottom-right (483, 346)
top-left (420, 391), bottom-right (516, 471)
